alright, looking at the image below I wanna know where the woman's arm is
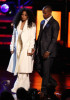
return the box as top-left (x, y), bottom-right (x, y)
top-left (10, 28), bottom-right (16, 54)
top-left (27, 25), bottom-right (36, 56)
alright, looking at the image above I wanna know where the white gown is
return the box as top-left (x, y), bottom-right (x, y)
top-left (7, 20), bottom-right (36, 92)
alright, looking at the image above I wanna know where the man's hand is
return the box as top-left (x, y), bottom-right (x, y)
top-left (11, 51), bottom-right (14, 54)
top-left (43, 51), bottom-right (50, 59)
top-left (27, 48), bottom-right (35, 56)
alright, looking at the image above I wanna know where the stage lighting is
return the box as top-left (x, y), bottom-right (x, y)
top-left (1, 2), bottom-right (16, 16)
top-left (1, 4), bottom-right (9, 13)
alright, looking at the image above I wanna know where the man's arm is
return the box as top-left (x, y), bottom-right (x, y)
top-left (43, 21), bottom-right (59, 58)
top-left (48, 21), bottom-right (59, 52)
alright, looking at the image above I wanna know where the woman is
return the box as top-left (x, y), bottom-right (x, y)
top-left (7, 8), bottom-right (36, 93)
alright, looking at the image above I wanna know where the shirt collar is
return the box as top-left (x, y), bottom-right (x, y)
top-left (44, 16), bottom-right (52, 22)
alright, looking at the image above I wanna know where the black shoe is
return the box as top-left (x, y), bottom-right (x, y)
top-left (39, 92), bottom-right (44, 98)
top-left (39, 92), bottom-right (48, 100)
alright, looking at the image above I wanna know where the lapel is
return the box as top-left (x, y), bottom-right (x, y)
top-left (22, 20), bottom-right (28, 32)
top-left (16, 20), bottom-right (29, 50)
top-left (17, 20), bottom-right (28, 33)
top-left (40, 20), bottom-right (45, 31)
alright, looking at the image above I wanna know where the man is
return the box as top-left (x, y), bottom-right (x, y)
top-left (35, 5), bottom-right (59, 97)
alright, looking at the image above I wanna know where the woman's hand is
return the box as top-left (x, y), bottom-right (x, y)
top-left (27, 48), bottom-right (35, 56)
top-left (11, 51), bottom-right (14, 54)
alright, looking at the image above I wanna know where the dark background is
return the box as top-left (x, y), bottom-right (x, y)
top-left (0, 0), bottom-right (70, 74)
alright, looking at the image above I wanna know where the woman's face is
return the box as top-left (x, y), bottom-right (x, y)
top-left (21, 11), bottom-right (28, 21)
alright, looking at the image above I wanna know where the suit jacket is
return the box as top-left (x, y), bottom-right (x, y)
top-left (37, 16), bottom-right (59, 57)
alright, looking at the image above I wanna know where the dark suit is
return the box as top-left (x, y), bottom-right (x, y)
top-left (35, 16), bottom-right (59, 94)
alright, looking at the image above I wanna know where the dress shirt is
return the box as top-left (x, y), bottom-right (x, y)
top-left (43, 16), bottom-right (52, 29)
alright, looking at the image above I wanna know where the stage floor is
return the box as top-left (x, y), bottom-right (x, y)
top-left (0, 70), bottom-right (70, 99)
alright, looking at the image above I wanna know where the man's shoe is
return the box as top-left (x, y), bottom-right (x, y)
top-left (39, 92), bottom-right (44, 98)
top-left (39, 92), bottom-right (48, 100)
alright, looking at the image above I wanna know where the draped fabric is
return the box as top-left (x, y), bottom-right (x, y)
top-left (7, 20), bottom-right (36, 75)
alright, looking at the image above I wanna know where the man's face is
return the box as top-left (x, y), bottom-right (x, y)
top-left (42, 8), bottom-right (52, 19)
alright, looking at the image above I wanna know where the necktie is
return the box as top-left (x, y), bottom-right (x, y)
top-left (43, 20), bottom-right (48, 29)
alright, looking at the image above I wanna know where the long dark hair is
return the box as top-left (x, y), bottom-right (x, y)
top-left (13, 8), bottom-right (35, 28)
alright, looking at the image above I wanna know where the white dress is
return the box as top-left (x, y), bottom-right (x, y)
top-left (7, 20), bottom-right (36, 92)
top-left (7, 20), bottom-right (36, 74)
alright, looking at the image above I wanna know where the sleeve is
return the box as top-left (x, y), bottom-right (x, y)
top-left (27, 25), bottom-right (36, 53)
top-left (36, 22), bottom-right (42, 47)
top-left (10, 28), bottom-right (16, 51)
top-left (47, 22), bottom-right (59, 52)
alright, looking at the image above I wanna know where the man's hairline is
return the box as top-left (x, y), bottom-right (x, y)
top-left (42, 6), bottom-right (52, 12)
